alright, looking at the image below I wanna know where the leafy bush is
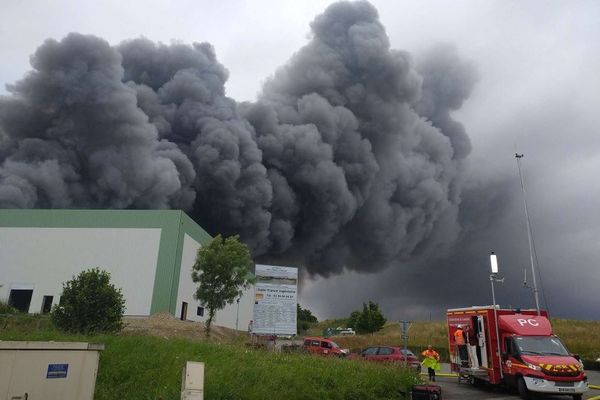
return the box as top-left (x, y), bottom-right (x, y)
top-left (51, 268), bottom-right (125, 334)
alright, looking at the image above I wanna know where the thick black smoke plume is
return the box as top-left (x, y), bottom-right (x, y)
top-left (0, 1), bottom-right (477, 275)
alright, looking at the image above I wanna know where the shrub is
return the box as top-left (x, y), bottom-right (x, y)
top-left (51, 268), bottom-right (125, 334)
top-left (0, 300), bottom-right (17, 314)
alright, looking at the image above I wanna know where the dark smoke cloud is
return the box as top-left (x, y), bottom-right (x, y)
top-left (118, 38), bottom-right (274, 253)
top-left (0, 34), bottom-right (195, 210)
top-left (0, 1), bottom-right (478, 277)
top-left (415, 44), bottom-right (478, 160)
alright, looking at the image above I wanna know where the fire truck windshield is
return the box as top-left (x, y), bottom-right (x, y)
top-left (514, 336), bottom-right (569, 356)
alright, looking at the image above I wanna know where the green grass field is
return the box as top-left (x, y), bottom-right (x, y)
top-left (2, 312), bottom-right (597, 399)
top-left (0, 316), bottom-right (419, 400)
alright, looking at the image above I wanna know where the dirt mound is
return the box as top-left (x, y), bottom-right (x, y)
top-left (122, 312), bottom-right (241, 342)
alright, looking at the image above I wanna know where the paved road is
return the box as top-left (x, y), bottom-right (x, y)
top-left (420, 365), bottom-right (599, 400)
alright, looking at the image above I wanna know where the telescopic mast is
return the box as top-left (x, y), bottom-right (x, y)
top-left (515, 153), bottom-right (541, 316)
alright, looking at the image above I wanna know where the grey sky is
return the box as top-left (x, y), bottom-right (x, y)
top-left (1, 0), bottom-right (599, 320)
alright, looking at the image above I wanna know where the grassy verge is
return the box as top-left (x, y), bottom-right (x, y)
top-left (0, 319), bottom-right (419, 400)
top-left (553, 319), bottom-right (600, 369)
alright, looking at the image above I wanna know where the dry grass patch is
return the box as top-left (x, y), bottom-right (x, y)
top-left (316, 319), bottom-right (600, 366)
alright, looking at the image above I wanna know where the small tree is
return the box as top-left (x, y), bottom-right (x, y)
top-left (297, 303), bottom-right (318, 334)
top-left (51, 268), bottom-right (125, 334)
top-left (192, 234), bottom-right (255, 336)
top-left (347, 310), bottom-right (361, 330)
top-left (348, 301), bottom-right (386, 334)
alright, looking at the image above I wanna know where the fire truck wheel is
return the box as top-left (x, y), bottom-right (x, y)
top-left (571, 395), bottom-right (582, 400)
top-left (517, 377), bottom-right (530, 400)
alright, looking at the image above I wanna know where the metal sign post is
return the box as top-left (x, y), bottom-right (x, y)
top-left (400, 320), bottom-right (411, 367)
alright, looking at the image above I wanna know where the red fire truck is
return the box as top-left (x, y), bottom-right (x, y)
top-left (447, 307), bottom-right (588, 399)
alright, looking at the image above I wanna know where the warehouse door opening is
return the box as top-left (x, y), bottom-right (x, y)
top-left (8, 289), bottom-right (33, 312)
top-left (41, 295), bottom-right (54, 314)
top-left (181, 302), bottom-right (188, 321)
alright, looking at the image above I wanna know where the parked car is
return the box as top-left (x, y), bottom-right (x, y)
top-left (349, 346), bottom-right (421, 372)
top-left (336, 327), bottom-right (356, 336)
top-left (323, 327), bottom-right (356, 337)
top-left (303, 336), bottom-right (349, 357)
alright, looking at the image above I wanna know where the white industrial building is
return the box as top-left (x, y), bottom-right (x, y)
top-left (0, 209), bottom-right (254, 331)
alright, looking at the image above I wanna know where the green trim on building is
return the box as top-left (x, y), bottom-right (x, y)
top-left (180, 212), bottom-right (212, 245)
top-left (168, 212), bottom-right (213, 314)
top-left (0, 209), bottom-right (180, 229)
top-left (0, 209), bottom-right (212, 315)
top-left (150, 211), bottom-right (182, 315)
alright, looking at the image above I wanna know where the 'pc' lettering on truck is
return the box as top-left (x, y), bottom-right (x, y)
top-left (447, 307), bottom-right (588, 399)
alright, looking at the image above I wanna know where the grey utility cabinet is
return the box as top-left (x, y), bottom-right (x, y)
top-left (0, 341), bottom-right (104, 400)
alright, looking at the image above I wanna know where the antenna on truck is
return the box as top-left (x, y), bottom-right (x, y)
top-left (515, 153), bottom-right (541, 316)
top-left (523, 268), bottom-right (538, 295)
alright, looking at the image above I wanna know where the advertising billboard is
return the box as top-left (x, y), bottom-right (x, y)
top-left (252, 264), bottom-right (297, 336)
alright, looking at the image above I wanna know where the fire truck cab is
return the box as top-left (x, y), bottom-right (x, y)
top-left (447, 307), bottom-right (588, 399)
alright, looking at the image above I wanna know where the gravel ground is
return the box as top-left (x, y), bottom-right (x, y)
top-left (121, 312), bottom-right (240, 342)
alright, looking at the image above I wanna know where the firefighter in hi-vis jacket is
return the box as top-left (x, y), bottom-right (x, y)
top-left (421, 345), bottom-right (441, 381)
top-left (454, 324), bottom-right (468, 367)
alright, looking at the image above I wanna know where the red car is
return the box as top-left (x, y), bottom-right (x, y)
top-left (350, 346), bottom-right (421, 372)
top-left (303, 337), bottom-right (349, 357)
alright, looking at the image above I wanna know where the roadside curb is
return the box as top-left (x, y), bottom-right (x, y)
top-left (420, 372), bottom-right (458, 378)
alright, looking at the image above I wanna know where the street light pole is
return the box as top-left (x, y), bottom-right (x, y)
top-left (235, 297), bottom-right (240, 331)
top-left (490, 252), bottom-right (504, 379)
top-left (400, 320), bottom-right (411, 368)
